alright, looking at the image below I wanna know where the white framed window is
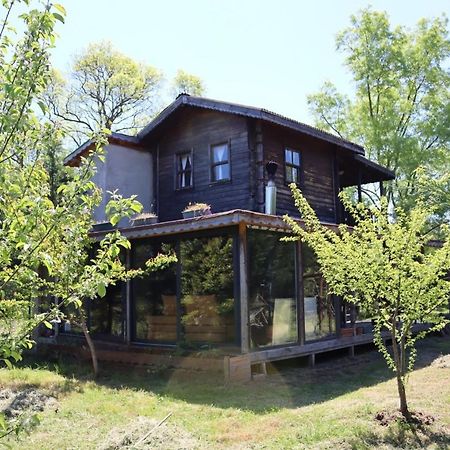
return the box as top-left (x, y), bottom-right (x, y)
top-left (285, 148), bottom-right (301, 184)
top-left (176, 151), bottom-right (193, 189)
top-left (211, 142), bottom-right (230, 182)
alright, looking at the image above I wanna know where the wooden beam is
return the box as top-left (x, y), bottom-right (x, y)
top-left (238, 222), bottom-right (250, 353)
top-left (125, 248), bottom-right (131, 344)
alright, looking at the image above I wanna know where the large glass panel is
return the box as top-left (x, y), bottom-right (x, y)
top-left (180, 235), bottom-right (235, 344)
top-left (248, 229), bottom-right (297, 348)
top-left (89, 283), bottom-right (124, 338)
top-left (302, 244), bottom-right (336, 341)
top-left (132, 240), bottom-right (177, 342)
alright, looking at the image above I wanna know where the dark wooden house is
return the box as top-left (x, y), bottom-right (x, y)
top-left (61, 95), bottom-right (395, 380)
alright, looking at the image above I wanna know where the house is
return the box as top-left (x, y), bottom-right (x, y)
top-left (62, 94), bottom-right (395, 380)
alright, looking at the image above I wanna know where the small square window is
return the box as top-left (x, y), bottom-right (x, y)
top-left (285, 148), bottom-right (301, 184)
top-left (176, 151), bottom-right (193, 189)
top-left (211, 143), bottom-right (230, 182)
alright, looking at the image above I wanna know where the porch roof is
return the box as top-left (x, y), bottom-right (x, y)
top-left (90, 209), bottom-right (340, 241)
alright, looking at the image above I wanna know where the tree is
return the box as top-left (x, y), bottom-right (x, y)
top-left (45, 41), bottom-right (163, 145)
top-left (308, 8), bottom-right (450, 218)
top-left (284, 184), bottom-right (450, 419)
top-left (171, 69), bottom-right (205, 98)
top-left (0, 1), bottom-right (177, 372)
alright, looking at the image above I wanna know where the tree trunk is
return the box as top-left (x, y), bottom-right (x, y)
top-left (391, 326), bottom-right (411, 420)
top-left (81, 320), bottom-right (99, 378)
top-left (396, 373), bottom-right (410, 419)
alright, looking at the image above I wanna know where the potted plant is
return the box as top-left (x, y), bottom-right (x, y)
top-left (131, 211), bottom-right (158, 226)
top-left (182, 202), bottom-right (211, 219)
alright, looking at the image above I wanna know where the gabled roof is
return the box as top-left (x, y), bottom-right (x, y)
top-left (64, 132), bottom-right (142, 167)
top-left (138, 94), bottom-right (365, 155)
top-left (65, 94), bottom-right (369, 167)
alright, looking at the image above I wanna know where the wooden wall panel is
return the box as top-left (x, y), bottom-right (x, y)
top-left (262, 123), bottom-right (336, 223)
top-left (155, 109), bottom-right (251, 222)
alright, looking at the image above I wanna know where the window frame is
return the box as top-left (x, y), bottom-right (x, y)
top-left (284, 147), bottom-right (301, 185)
top-left (210, 141), bottom-right (231, 183)
top-left (174, 149), bottom-right (194, 191)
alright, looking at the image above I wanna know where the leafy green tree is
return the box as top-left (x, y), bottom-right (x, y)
top-left (0, 1), bottom-right (176, 373)
top-left (171, 69), bottom-right (205, 98)
top-left (308, 8), bottom-right (450, 218)
top-left (284, 184), bottom-right (450, 419)
top-left (45, 41), bottom-right (163, 144)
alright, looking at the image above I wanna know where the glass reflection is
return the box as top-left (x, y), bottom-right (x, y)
top-left (248, 230), bottom-right (297, 348)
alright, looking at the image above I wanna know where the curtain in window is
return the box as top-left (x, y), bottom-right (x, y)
top-left (180, 154), bottom-right (191, 187)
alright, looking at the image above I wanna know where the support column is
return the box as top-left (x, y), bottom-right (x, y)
top-left (125, 248), bottom-right (131, 344)
top-left (239, 223), bottom-right (249, 353)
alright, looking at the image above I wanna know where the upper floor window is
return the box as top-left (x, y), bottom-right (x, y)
top-left (211, 142), bottom-right (230, 182)
top-left (285, 148), bottom-right (301, 184)
top-left (176, 151), bottom-right (193, 189)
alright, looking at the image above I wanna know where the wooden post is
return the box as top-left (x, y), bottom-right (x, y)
top-left (357, 168), bottom-right (362, 203)
top-left (239, 223), bottom-right (250, 353)
top-left (125, 248), bottom-right (131, 344)
top-left (309, 353), bottom-right (316, 367)
top-left (296, 241), bottom-right (305, 345)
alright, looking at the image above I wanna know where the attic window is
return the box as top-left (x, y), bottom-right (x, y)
top-left (285, 148), bottom-right (301, 184)
top-left (211, 142), bottom-right (230, 182)
top-left (176, 151), bottom-right (193, 189)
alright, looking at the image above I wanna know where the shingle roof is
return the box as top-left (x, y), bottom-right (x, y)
top-left (138, 94), bottom-right (365, 155)
top-left (65, 94), bottom-right (368, 166)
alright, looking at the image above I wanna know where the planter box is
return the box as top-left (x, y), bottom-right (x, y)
top-left (92, 222), bottom-right (115, 232)
top-left (131, 215), bottom-right (158, 226)
top-left (182, 208), bottom-right (211, 219)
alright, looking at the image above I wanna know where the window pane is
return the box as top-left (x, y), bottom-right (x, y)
top-left (285, 149), bottom-right (293, 164)
top-left (292, 151), bottom-right (300, 166)
top-left (180, 236), bottom-right (235, 344)
top-left (212, 144), bottom-right (228, 163)
top-left (177, 153), bottom-right (192, 188)
top-left (248, 230), bottom-right (297, 348)
top-left (213, 163), bottom-right (230, 181)
top-left (132, 240), bottom-right (177, 342)
top-left (302, 243), bottom-right (335, 341)
top-left (90, 283), bottom-right (124, 338)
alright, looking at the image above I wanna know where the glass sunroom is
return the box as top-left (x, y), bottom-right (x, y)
top-left (70, 210), bottom-right (343, 355)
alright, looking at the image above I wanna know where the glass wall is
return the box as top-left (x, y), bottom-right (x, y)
top-left (180, 235), bottom-right (235, 344)
top-left (89, 283), bottom-right (124, 338)
top-left (248, 229), bottom-right (297, 348)
top-left (131, 240), bottom-right (177, 342)
top-left (302, 244), bottom-right (336, 341)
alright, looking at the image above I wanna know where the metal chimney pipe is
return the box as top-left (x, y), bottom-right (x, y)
top-left (265, 161), bottom-right (278, 215)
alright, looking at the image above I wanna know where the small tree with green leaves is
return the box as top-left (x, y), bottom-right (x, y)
top-left (284, 183), bottom-right (450, 420)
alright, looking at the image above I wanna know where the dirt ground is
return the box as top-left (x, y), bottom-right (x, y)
top-left (0, 388), bottom-right (58, 418)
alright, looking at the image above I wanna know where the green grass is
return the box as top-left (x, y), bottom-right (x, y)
top-left (0, 337), bottom-right (449, 449)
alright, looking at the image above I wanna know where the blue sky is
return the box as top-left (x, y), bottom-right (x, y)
top-left (50, 0), bottom-right (449, 124)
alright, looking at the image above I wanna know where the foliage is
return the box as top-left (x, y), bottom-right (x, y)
top-left (171, 69), bottom-right (205, 98)
top-left (308, 8), bottom-right (450, 219)
top-left (0, 0), bottom-right (177, 372)
top-left (44, 41), bottom-right (163, 144)
top-left (44, 44), bottom-right (206, 147)
top-left (284, 183), bottom-right (450, 418)
top-left (182, 202), bottom-right (210, 212)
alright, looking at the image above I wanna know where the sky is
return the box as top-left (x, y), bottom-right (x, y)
top-left (48, 0), bottom-right (450, 124)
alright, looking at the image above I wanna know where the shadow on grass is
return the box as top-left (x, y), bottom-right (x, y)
top-left (350, 419), bottom-right (450, 450)
top-left (21, 335), bottom-right (450, 415)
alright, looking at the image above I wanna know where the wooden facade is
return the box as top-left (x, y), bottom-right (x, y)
top-left (59, 95), bottom-right (398, 380)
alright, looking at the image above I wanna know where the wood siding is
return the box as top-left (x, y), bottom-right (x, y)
top-left (153, 109), bottom-right (251, 222)
top-left (261, 122), bottom-right (336, 223)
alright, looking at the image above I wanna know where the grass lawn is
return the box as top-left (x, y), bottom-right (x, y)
top-left (0, 336), bottom-right (449, 449)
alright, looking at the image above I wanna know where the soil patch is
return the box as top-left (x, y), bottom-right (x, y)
top-left (375, 409), bottom-right (435, 427)
top-left (0, 388), bottom-right (58, 418)
top-left (99, 415), bottom-right (200, 450)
